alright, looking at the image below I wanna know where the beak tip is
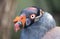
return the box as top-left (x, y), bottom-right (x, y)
top-left (14, 24), bottom-right (20, 32)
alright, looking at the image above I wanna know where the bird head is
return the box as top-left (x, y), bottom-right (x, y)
top-left (13, 6), bottom-right (44, 32)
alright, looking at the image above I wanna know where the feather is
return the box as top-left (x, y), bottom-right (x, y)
top-left (20, 12), bottom-right (56, 39)
top-left (42, 27), bottom-right (60, 39)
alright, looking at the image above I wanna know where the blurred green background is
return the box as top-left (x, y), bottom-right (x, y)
top-left (0, 0), bottom-right (60, 39)
top-left (16, 0), bottom-right (60, 25)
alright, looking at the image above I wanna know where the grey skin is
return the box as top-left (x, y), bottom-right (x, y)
top-left (20, 12), bottom-right (56, 39)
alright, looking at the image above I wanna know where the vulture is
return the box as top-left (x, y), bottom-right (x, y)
top-left (13, 6), bottom-right (60, 39)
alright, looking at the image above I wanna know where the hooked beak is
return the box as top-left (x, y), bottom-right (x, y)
top-left (13, 15), bottom-right (26, 32)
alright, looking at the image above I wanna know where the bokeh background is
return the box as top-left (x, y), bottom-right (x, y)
top-left (0, 0), bottom-right (60, 39)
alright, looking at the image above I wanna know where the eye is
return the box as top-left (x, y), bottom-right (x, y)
top-left (30, 14), bottom-right (36, 19)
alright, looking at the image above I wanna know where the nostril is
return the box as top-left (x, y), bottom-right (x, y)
top-left (16, 22), bottom-right (23, 29)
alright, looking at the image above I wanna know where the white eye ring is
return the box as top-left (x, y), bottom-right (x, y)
top-left (30, 14), bottom-right (36, 19)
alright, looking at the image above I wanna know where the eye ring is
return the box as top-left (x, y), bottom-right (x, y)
top-left (30, 14), bottom-right (36, 19)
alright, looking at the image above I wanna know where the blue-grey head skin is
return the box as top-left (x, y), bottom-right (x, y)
top-left (20, 11), bottom-right (56, 39)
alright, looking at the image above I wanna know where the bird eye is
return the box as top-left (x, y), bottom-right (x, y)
top-left (30, 14), bottom-right (36, 19)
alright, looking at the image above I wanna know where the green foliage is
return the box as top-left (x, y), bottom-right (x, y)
top-left (16, 0), bottom-right (35, 15)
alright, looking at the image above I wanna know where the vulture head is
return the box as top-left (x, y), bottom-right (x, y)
top-left (13, 6), bottom-right (56, 39)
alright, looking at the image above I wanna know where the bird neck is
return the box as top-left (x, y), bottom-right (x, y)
top-left (20, 12), bottom-right (56, 39)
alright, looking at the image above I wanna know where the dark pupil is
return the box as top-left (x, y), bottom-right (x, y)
top-left (32, 16), bottom-right (33, 17)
